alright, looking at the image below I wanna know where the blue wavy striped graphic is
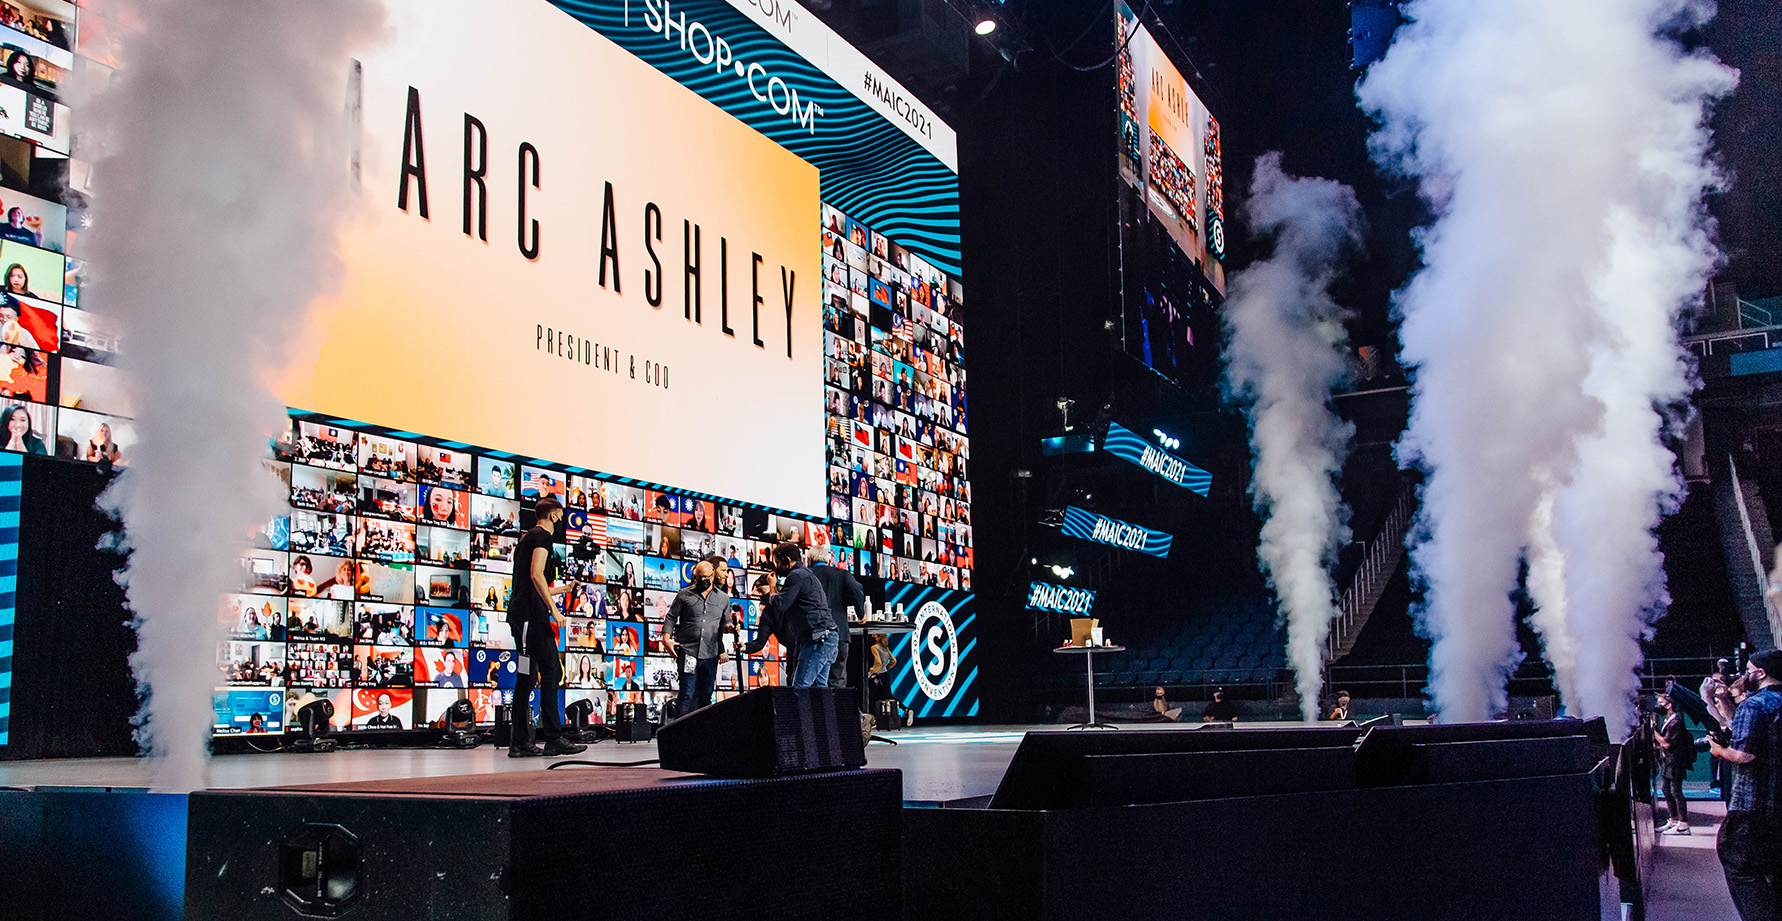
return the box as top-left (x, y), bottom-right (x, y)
top-left (1061, 505), bottom-right (1173, 558)
top-left (0, 453), bottom-right (20, 746)
top-left (1103, 422), bottom-right (1212, 495)
top-left (549, 0), bottom-right (962, 277)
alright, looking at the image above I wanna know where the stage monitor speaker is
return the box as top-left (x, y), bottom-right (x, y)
top-left (657, 687), bottom-right (863, 777)
top-left (1076, 746), bottom-right (1359, 808)
top-left (186, 768), bottom-right (901, 920)
top-left (1368, 717), bottom-right (1607, 746)
top-left (989, 726), bottom-right (1363, 810)
top-left (613, 702), bottom-right (653, 743)
top-left (1355, 720), bottom-right (1609, 787)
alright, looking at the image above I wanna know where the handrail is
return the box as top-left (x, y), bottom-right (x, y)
top-left (1727, 454), bottom-right (1782, 648)
top-left (1328, 482), bottom-right (1415, 660)
top-left (1740, 297), bottom-right (1776, 330)
top-left (1064, 654), bottom-right (1741, 704)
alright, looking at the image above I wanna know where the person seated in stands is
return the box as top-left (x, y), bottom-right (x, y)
top-left (1152, 686), bottom-right (1183, 722)
top-left (1327, 691), bottom-right (1352, 721)
top-left (1202, 687), bottom-right (1238, 722)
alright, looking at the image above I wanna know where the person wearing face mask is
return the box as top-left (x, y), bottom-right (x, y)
top-left (666, 560), bottom-right (730, 716)
top-left (1651, 691), bottom-right (1694, 835)
top-left (755, 541), bottom-right (838, 689)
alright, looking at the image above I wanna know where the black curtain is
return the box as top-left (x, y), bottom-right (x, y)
top-left (2, 455), bottom-right (137, 760)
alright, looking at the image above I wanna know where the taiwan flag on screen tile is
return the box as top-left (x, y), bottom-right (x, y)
top-left (851, 422), bottom-right (873, 448)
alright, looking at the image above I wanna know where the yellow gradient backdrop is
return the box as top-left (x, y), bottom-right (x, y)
top-left (282, 0), bottom-right (824, 516)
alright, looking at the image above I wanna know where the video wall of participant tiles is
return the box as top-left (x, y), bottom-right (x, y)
top-left (217, 415), bottom-right (834, 735)
top-left (821, 203), bottom-right (972, 591)
top-left (214, 200), bottom-right (972, 735)
top-left (0, 228), bottom-right (126, 467)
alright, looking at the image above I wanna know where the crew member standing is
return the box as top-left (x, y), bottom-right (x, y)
top-left (756, 541), bottom-right (837, 688)
top-left (806, 548), bottom-right (865, 696)
top-left (1711, 648), bottom-right (1782, 920)
top-left (742, 572), bottom-right (800, 683)
top-left (667, 560), bottom-right (729, 717)
top-left (1706, 658), bottom-right (1740, 800)
top-left (1653, 692), bottom-right (1694, 835)
top-left (507, 498), bottom-right (586, 757)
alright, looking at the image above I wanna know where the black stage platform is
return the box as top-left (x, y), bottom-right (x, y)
top-left (0, 722), bottom-right (1653, 921)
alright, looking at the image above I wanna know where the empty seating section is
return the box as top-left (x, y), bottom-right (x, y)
top-left (1048, 592), bottom-right (1286, 692)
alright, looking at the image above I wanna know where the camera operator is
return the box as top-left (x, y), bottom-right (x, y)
top-left (754, 541), bottom-right (838, 688)
top-left (742, 573), bottom-right (797, 683)
top-left (1710, 648), bottom-right (1782, 919)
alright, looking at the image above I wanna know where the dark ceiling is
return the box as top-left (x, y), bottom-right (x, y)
top-left (807, 0), bottom-right (1782, 324)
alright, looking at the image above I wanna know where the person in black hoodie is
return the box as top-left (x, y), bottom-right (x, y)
top-left (753, 542), bottom-right (837, 688)
top-left (742, 573), bottom-right (800, 681)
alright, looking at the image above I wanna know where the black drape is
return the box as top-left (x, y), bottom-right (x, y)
top-left (2, 456), bottom-right (137, 760)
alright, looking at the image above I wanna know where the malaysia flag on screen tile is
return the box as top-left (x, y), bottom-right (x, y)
top-left (565, 509), bottom-right (605, 547)
top-left (583, 514), bottom-right (606, 546)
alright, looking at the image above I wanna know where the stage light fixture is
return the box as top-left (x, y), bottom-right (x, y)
top-left (974, 18), bottom-right (997, 35)
top-left (435, 697), bottom-right (480, 749)
top-left (290, 698), bottom-right (337, 753)
top-left (446, 697), bottom-right (475, 726)
top-left (1048, 565), bottom-right (1074, 580)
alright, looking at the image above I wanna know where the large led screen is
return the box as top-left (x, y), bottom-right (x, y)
top-left (7, 0), bottom-right (979, 733)
top-left (1116, 2), bottom-right (1224, 293)
top-left (217, 414), bottom-right (832, 735)
top-left (278, 0), bottom-right (826, 519)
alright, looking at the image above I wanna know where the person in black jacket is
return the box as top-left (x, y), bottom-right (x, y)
top-left (1653, 691), bottom-right (1695, 834)
top-left (754, 542), bottom-right (837, 688)
top-left (806, 550), bottom-right (865, 694)
top-left (741, 573), bottom-right (800, 681)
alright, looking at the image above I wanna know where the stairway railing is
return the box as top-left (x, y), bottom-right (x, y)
top-left (1726, 454), bottom-right (1782, 648)
top-left (1327, 482), bottom-right (1416, 661)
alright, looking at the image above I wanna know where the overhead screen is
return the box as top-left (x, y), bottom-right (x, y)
top-left (1114, 3), bottom-right (1225, 393)
top-left (280, 0), bottom-right (826, 519)
top-left (202, 0), bottom-right (978, 732)
top-left (1116, 2), bottom-right (1223, 291)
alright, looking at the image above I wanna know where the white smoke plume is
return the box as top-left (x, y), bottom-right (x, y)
top-left (76, 0), bottom-right (384, 790)
top-left (1359, 0), bottom-right (1732, 728)
top-left (1223, 153), bottom-right (1363, 721)
top-left (1524, 486), bottom-right (1581, 712)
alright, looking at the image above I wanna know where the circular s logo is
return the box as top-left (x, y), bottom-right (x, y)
top-left (911, 601), bottom-right (958, 702)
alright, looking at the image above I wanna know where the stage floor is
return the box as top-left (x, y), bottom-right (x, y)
top-left (0, 721), bottom-right (1327, 802)
top-left (1, 721), bottom-right (1731, 920)
top-left (0, 724), bottom-right (1043, 802)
